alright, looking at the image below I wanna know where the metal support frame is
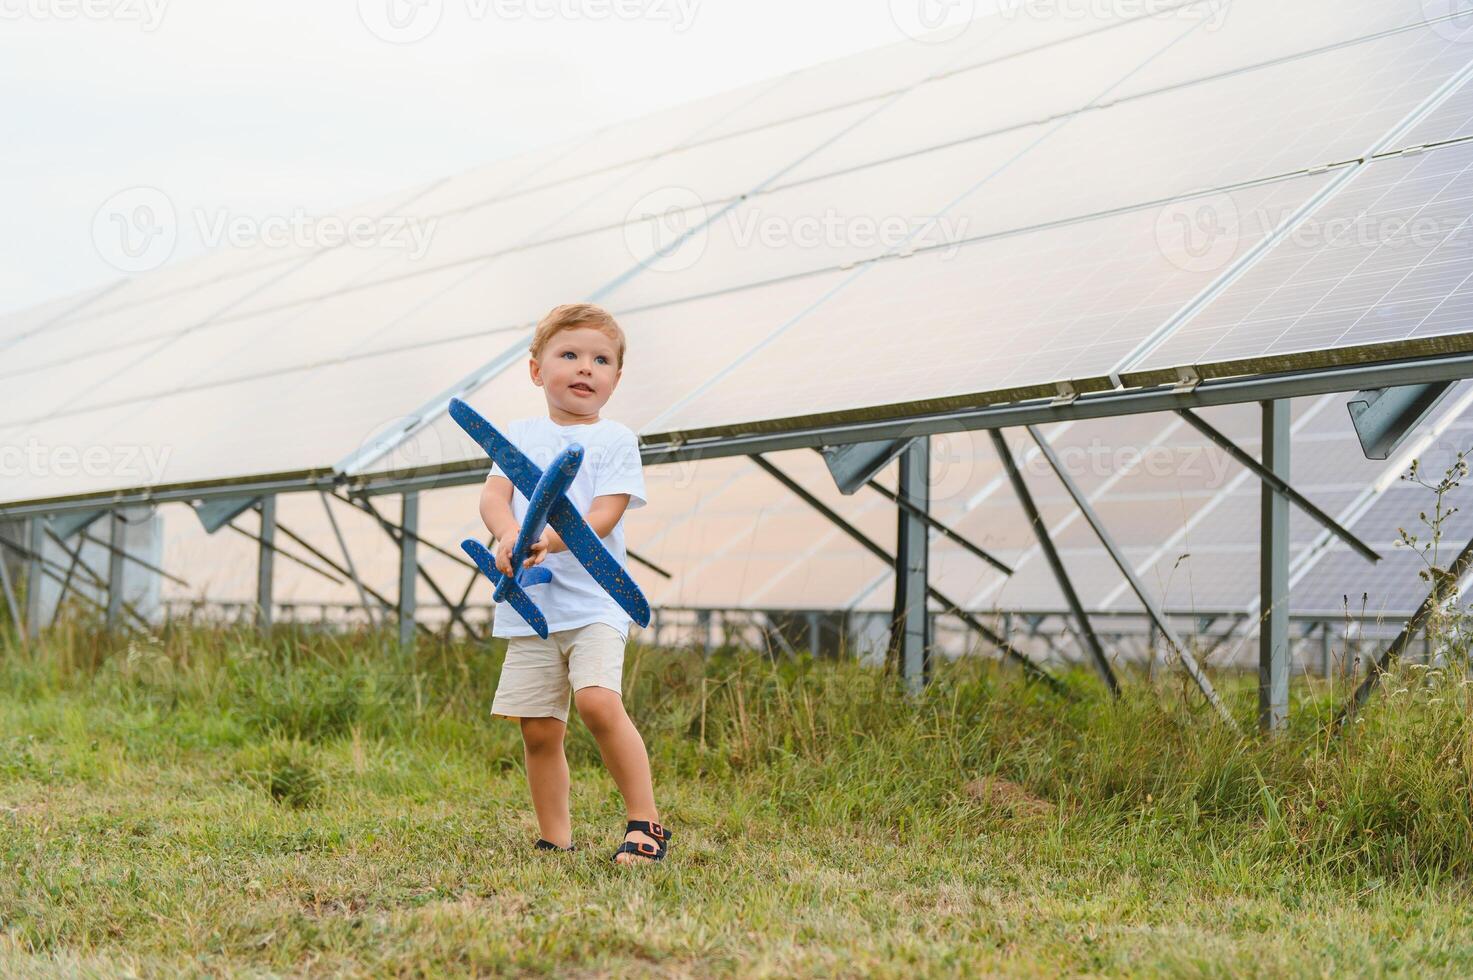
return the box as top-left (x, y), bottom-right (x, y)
top-left (224, 522), bottom-right (345, 586)
top-left (350, 494), bottom-right (483, 642)
top-left (749, 453), bottom-right (1064, 693)
top-left (1347, 382), bottom-right (1457, 460)
top-left (1027, 426), bottom-right (1233, 725)
top-left (105, 512), bottom-right (128, 629)
top-left (37, 528), bottom-right (150, 630)
top-left (1175, 408), bottom-right (1380, 564)
top-left (991, 431), bottom-right (1120, 697)
top-left (821, 438), bottom-right (915, 494)
top-left (319, 490), bottom-right (380, 627)
top-left (257, 497), bottom-right (277, 632)
top-left (1336, 531), bottom-right (1473, 729)
top-left (24, 519), bottom-right (44, 637)
top-left (1260, 401), bottom-right (1290, 733)
top-left (398, 491), bottom-right (419, 652)
top-left (0, 535), bottom-right (23, 643)
top-left (892, 438), bottom-right (931, 692)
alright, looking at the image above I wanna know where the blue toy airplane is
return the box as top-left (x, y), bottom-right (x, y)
top-left (449, 398), bottom-right (651, 639)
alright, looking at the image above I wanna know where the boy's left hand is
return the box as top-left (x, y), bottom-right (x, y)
top-left (523, 529), bottom-right (552, 568)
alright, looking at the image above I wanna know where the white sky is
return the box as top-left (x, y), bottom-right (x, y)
top-left (1, 0), bottom-right (988, 317)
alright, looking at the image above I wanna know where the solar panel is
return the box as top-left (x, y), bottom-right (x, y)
top-left (1121, 138), bottom-right (1473, 384)
top-left (637, 173), bottom-right (1335, 441)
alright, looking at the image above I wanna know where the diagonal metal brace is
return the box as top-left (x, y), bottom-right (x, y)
top-left (748, 454), bottom-right (1065, 694)
top-left (990, 431), bottom-right (1119, 696)
top-left (1175, 408), bottom-right (1381, 564)
top-left (1026, 426), bottom-right (1235, 727)
top-left (1334, 531), bottom-right (1473, 731)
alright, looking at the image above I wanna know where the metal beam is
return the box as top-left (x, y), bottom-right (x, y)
top-left (193, 495), bottom-right (262, 535)
top-left (1347, 382), bottom-right (1456, 460)
top-left (1026, 426), bottom-right (1234, 726)
top-left (224, 522), bottom-right (345, 586)
top-left (318, 490), bottom-right (380, 627)
top-left (992, 431), bottom-right (1120, 697)
top-left (106, 511), bottom-right (126, 630)
top-left (24, 519), bottom-right (44, 636)
top-left (257, 497), bottom-right (276, 632)
top-left (37, 528), bottom-right (150, 630)
top-left (892, 438), bottom-right (931, 693)
top-left (847, 469), bottom-right (1013, 575)
top-left (0, 535), bottom-right (23, 643)
top-left (351, 496), bottom-right (484, 642)
top-left (398, 491), bottom-right (419, 652)
top-left (6, 351), bottom-right (1473, 523)
top-left (748, 453), bottom-right (1064, 693)
top-left (1260, 401), bottom-right (1291, 733)
top-left (1336, 531), bottom-right (1473, 730)
top-left (1176, 408), bottom-right (1380, 564)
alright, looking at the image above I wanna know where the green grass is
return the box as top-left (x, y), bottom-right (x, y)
top-left (3, 623), bottom-right (1473, 976)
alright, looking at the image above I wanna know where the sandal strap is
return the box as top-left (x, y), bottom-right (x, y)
top-left (534, 838), bottom-right (575, 852)
top-left (611, 839), bottom-right (665, 862)
top-left (626, 819), bottom-right (671, 842)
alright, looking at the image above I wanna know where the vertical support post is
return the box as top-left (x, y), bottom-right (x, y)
top-left (1320, 622), bottom-right (1333, 679)
top-left (0, 537), bottom-right (23, 644)
top-left (106, 511), bottom-right (127, 630)
top-left (398, 491), bottom-right (419, 652)
top-left (257, 497), bottom-right (277, 632)
top-left (1260, 400), bottom-right (1291, 733)
top-left (892, 437), bottom-right (930, 693)
top-left (697, 609), bottom-right (711, 656)
top-left (807, 610), bottom-right (820, 658)
top-left (25, 519), bottom-right (44, 638)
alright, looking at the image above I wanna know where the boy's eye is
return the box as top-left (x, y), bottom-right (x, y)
top-left (561, 351), bottom-right (576, 359)
top-left (596, 356), bottom-right (608, 365)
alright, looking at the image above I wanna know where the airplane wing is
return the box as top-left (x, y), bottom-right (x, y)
top-left (547, 497), bottom-right (652, 628)
top-left (460, 539), bottom-right (550, 639)
top-left (449, 398), bottom-right (543, 499)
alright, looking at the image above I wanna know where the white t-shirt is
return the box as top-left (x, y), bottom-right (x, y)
top-left (487, 415), bottom-right (647, 639)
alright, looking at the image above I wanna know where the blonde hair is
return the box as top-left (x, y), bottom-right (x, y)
top-left (529, 303), bottom-right (626, 369)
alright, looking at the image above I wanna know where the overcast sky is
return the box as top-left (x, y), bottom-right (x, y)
top-left (1, 0), bottom-right (992, 317)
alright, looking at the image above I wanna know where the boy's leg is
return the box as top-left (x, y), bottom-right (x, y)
top-left (572, 686), bottom-right (660, 863)
top-left (520, 716), bottom-right (572, 849)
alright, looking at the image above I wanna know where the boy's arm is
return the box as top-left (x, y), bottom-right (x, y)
top-left (479, 476), bottom-right (519, 542)
top-left (541, 493), bottom-right (630, 554)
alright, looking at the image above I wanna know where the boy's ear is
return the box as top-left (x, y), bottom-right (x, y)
top-left (528, 357), bottom-right (542, 387)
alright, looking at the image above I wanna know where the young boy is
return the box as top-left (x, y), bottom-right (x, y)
top-left (478, 303), bottom-right (669, 865)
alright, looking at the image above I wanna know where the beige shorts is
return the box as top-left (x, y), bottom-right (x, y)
top-left (491, 622), bottom-right (627, 723)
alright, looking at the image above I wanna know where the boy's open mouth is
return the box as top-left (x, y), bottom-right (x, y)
top-left (570, 382), bottom-right (595, 395)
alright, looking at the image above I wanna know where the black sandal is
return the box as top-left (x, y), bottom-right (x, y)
top-left (610, 819), bottom-right (670, 864)
top-left (534, 838), bottom-right (576, 852)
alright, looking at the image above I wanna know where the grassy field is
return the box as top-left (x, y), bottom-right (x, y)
top-left (2, 624), bottom-right (1473, 977)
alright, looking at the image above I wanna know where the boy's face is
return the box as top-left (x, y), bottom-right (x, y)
top-left (529, 325), bottom-right (622, 419)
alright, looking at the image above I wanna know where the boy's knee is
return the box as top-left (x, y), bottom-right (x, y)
top-left (520, 717), bottom-right (565, 753)
top-left (574, 687), bottom-right (624, 734)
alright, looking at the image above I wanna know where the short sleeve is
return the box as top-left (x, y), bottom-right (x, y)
top-left (593, 426), bottom-right (647, 509)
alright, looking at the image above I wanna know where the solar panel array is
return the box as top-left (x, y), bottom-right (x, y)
top-left (6, 0), bottom-right (1473, 637)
